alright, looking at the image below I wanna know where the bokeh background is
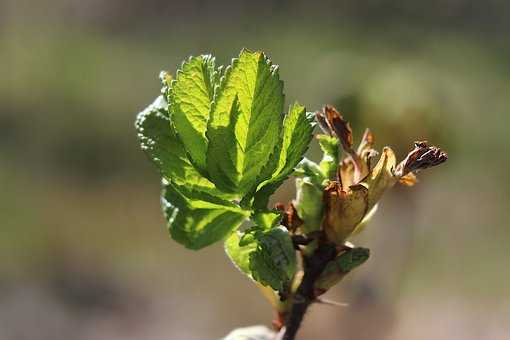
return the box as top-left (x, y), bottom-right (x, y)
top-left (1, 1), bottom-right (509, 339)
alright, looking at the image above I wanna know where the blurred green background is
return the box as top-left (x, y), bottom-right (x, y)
top-left (1, 1), bottom-right (509, 339)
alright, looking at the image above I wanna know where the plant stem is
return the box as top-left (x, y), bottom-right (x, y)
top-left (282, 242), bottom-right (337, 340)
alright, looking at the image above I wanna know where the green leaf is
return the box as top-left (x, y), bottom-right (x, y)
top-left (249, 226), bottom-right (296, 293)
top-left (169, 55), bottom-right (217, 171)
top-left (271, 104), bottom-right (316, 181)
top-left (225, 225), bottom-right (296, 294)
top-left (317, 134), bottom-right (339, 180)
top-left (252, 103), bottom-right (316, 209)
top-left (225, 230), bottom-right (257, 276)
top-left (206, 50), bottom-right (284, 195)
top-left (135, 96), bottom-right (225, 197)
top-left (162, 181), bottom-right (249, 250)
top-left (334, 247), bottom-right (370, 272)
top-left (251, 210), bottom-right (282, 230)
top-left (315, 247), bottom-right (370, 293)
top-left (293, 177), bottom-right (324, 233)
top-left (294, 158), bottom-right (326, 186)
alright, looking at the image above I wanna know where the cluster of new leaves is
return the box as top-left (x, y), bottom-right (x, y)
top-left (136, 50), bottom-right (315, 293)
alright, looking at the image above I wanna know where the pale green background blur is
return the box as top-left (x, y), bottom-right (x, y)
top-left (1, 1), bottom-right (509, 339)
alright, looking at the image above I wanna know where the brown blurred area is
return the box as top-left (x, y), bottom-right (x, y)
top-left (1, 1), bottom-right (509, 339)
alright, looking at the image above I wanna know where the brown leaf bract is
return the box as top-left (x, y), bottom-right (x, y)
top-left (396, 141), bottom-right (448, 176)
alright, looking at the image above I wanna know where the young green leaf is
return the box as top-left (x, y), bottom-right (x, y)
top-left (169, 55), bottom-right (217, 172)
top-left (249, 226), bottom-right (296, 293)
top-left (162, 181), bottom-right (249, 250)
top-left (207, 50), bottom-right (284, 195)
top-left (271, 104), bottom-right (316, 181)
top-left (293, 177), bottom-right (324, 233)
top-left (317, 134), bottom-right (340, 180)
top-left (225, 230), bottom-right (257, 276)
top-left (251, 210), bottom-right (282, 230)
top-left (294, 158), bottom-right (326, 186)
top-left (136, 96), bottom-right (225, 197)
top-left (314, 247), bottom-right (370, 293)
top-left (225, 225), bottom-right (296, 294)
top-left (252, 103), bottom-right (316, 208)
